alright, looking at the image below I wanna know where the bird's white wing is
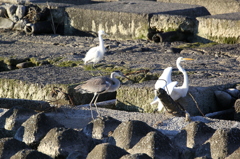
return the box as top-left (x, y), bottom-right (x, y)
top-left (171, 86), bottom-right (189, 101)
top-left (83, 46), bottom-right (100, 64)
top-left (165, 81), bottom-right (178, 95)
top-left (155, 67), bottom-right (173, 90)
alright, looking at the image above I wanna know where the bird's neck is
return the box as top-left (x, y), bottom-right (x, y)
top-left (98, 34), bottom-right (105, 51)
top-left (109, 74), bottom-right (121, 92)
top-left (177, 62), bottom-right (188, 88)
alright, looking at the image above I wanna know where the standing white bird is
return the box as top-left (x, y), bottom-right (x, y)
top-left (74, 71), bottom-right (128, 119)
top-left (83, 30), bottom-right (107, 73)
top-left (151, 57), bottom-right (194, 112)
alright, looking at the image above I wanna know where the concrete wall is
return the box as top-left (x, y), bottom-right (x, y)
top-left (63, 1), bottom-right (209, 40)
top-left (156, 0), bottom-right (240, 15)
top-left (196, 13), bottom-right (240, 44)
top-left (64, 7), bottom-right (149, 40)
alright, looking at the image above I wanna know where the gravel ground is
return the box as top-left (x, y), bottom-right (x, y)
top-left (0, 31), bottom-right (239, 87)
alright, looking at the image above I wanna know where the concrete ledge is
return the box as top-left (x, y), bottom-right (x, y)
top-left (64, 1), bottom-right (210, 39)
top-left (116, 82), bottom-right (235, 116)
top-left (196, 12), bottom-right (240, 44)
top-left (116, 83), bottom-right (156, 112)
top-left (156, 0), bottom-right (240, 15)
top-left (0, 78), bottom-right (116, 107)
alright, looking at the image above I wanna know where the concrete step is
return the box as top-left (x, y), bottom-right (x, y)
top-left (196, 12), bottom-right (240, 44)
top-left (156, 0), bottom-right (240, 15)
top-left (115, 82), bottom-right (234, 116)
top-left (62, 1), bottom-right (209, 40)
top-left (1, 1), bottom-right (238, 43)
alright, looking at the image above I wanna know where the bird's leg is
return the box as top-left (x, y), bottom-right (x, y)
top-left (92, 64), bottom-right (103, 76)
top-left (89, 63), bottom-right (95, 76)
top-left (93, 94), bottom-right (101, 117)
top-left (89, 94), bottom-right (97, 119)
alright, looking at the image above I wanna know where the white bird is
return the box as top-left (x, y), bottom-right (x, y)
top-left (74, 71), bottom-right (128, 119)
top-left (151, 57), bottom-right (194, 112)
top-left (83, 30), bottom-right (107, 73)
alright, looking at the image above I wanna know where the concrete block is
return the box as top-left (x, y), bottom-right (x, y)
top-left (116, 81), bottom-right (233, 116)
top-left (64, 1), bottom-right (210, 40)
top-left (116, 83), bottom-right (156, 112)
top-left (150, 14), bottom-right (197, 33)
top-left (196, 12), bottom-right (240, 44)
top-left (65, 7), bottom-right (149, 40)
top-left (0, 17), bottom-right (14, 29)
top-left (156, 0), bottom-right (240, 15)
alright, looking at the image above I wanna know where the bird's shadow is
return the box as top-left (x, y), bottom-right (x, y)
top-left (116, 100), bottom-right (144, 112)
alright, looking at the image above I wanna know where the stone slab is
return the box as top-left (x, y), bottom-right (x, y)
top-left (64, 1), bottom-right (210, 39)
top-left (0, 17), bottom-right (14, 29)
top-left (196, 12), bottom-right (240, 44)
top-left (116, 82), bottom-right (235, 115)
top-left (156, 0), bottom-right (240, 15)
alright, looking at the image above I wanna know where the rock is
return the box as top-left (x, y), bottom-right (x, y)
top-left (110, 120), bottom-right (156, 150)
top-left (234, 99), bottom-right (240, 121)
top-left (156, 88), bottom-right (185, 116)
top-left (0, 98), bottom-right (52, 111)
top-left (15, 5), bottom-right (26, 19)
top-left (13, 19), bottom-right (27, 31)
top-left (206, 128), bottom-right (240, 159)
top-left (0, 6), bottom-right (7, 17)
top-left (0, 17), bottom-right (14, 29)
top-left (0, 137), bottom-right (29, 159)
top-left (226, 88), bottom-right (240, 98)
top-left (0, 128), bottom-right (15, 138)
top-left (14, 112), bottom-right (63, 147)
top-left (0, 106), bottom-right (36, 131)
top-left (38, 127), bottom-right (97, 158)
top-left (0, 60), bottom-right (9, 72)
top-left (225, 147), bottom-right (240, 159)
top-left (120, 153), bottom-right (152, 159)
top-left (214, 90), bottom-right (234, 109)
top-left (16, 62), bottom-right (33, 69)
top-left (236, 84), bottom-right (240, 91)
top-left (86, 143), bottom-right (129, 159)
top-left (66, 151), bottom-right (85, 159)
top-left (10, 149), bottom-right (52, 159)
top-left (173, 121), bottom-right (215, 149)
top-left (4, 4), bottom-right (17, 22)
top-left (82, 116), bottom-right (121, 139)
top-left (4, 58), bottom-right (28, 66)
top-left (128, 131), bottom-right (180, 159)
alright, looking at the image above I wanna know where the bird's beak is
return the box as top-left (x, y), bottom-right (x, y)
top-left (183, 58), bottom-right (194, 61)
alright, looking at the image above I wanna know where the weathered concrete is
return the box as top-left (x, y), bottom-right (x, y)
top-left (116, 82), bottom-right (235, 115)
top-left (64, 1), bottom-right (210, 39)
top-left (116, 83), bottom-right (156, 113)
top-left (0, 78), bottom-right (71, 106)
top-left (0, 17), bottom-right (14, 29)
top-left (1, 1), bottom-right (240, 43)
top-left (156, 0), bottom-right (240, 15)
top-left (0, 106), bottom-right (36, 131)
top-left (195, 12), bottom-right (240, 44)
top-left (0, 98), bottom-right (51, 111)
top-left (37, 127), bottom-right (97, 158)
